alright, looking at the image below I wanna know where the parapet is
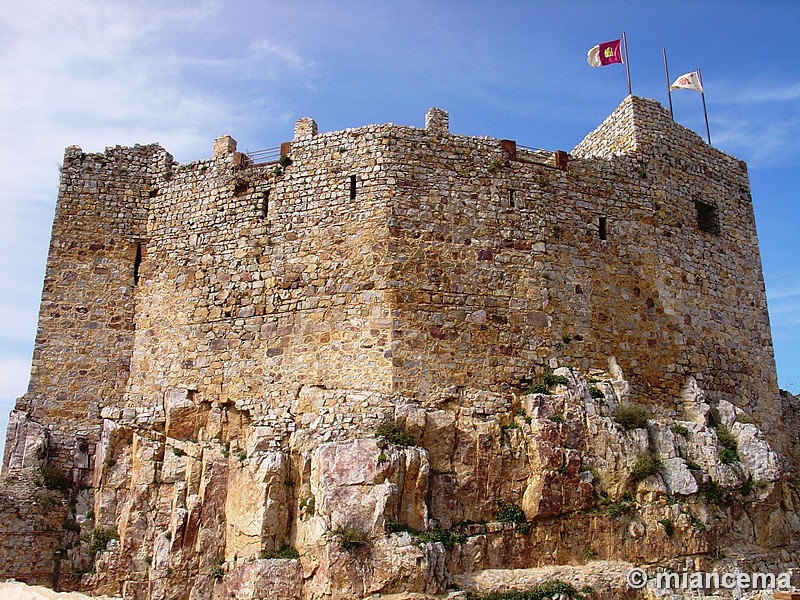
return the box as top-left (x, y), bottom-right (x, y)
top-left (425, 107), bottom-right (449, 134)
top-left (294, 117), bottom-right (318, 141)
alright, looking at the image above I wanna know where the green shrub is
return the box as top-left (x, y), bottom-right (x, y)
top-left (543, 372), bottom-right (569, 387)
top-left (476, 580), bottom-right (588, 599)
top-left (384, 521), bottom-right (467, 549)
top-left (691, 517), bottom-right (707, 531)
top-left (261, 546), bottom-right (300, 559)
top-left (415, 528), bottom-right (468, 549)
top-left (735, 413), bottom-right (753, 424)
top-left (37, 464), bottom-right (71, 491)
top-left (375, 421), bottom-right (417, 447)
top-left (526, 383), bottom-right (550, 395)
top-left (614, 404), bottom-right (650, 430)
top-left (658, 519), bottom-right (675, 537)
top-left (336, 527), bottom-right (370, 550)
top-left (209, 565), bottom-right (224, 580)
top-left (589, 386), bottom-right (605, 400)
top-left (299, 495), bottom-right (315, 516)
top-left (702, 479), bottom-right (731, 504)
top-left (385, 520), bottom-right (411, 534)
top-left (715, 425), bottom-right (737, 450)
top-left (496, 502), bottom-right (526, 524)
top-left (719, 447), bottom-right (739, 464)
top-left (630, 454), bottom-right (661, 482)
top-left (715, 425), bottom-right (739, 463)
top-left (584, 547), bottom-right (597, 560)
top-left (548, 414), bottom-right (565, 424)
top-left (671, 425), bottom-right (689, 436)
top-left (606, 497), bottom-right (634, 518)
top-left (35, 489), bottom-right (62, 507)
top-left (87, 527), bottom-right (119, 555)
top-left (515, 407), bottom-right (533, 424)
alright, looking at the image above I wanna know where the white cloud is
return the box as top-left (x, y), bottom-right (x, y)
top-left (0, 1), bottom-right (317, 456)
top-left (707, 78), bottom-right (800, 166)
top-left (767, 286), bottom-right (800, 301)
top-left (713, 80), bottom-right (800, 105)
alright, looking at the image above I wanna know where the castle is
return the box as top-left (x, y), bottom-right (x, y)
top-left (1, 96), bottom-right (797, 599)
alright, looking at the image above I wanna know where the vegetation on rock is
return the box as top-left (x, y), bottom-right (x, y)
top-left (375, 421), bottom-right (418, 447)
top-left (614, 404), bottom-right (650, 430)
top-left (474, 580), bottom-right (594, 599)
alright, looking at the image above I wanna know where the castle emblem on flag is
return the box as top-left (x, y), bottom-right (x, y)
top-left (587, 38), bottom-right (623, 67)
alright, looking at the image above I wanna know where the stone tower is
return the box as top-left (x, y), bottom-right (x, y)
top-left (1, 97), bottom-right (797, 598)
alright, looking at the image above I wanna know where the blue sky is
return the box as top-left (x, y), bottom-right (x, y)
top-left (1, 0), bottom-right (798, 452)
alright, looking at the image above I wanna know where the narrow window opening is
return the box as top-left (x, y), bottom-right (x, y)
top-left (509, 189), bottom-right (516, 208)
top-left (260, 190), bottom-right (269, 218)
top-left (133, 242), bottom-right (143, 286)
top-left (693, 199), bottom-right (720, 234)
top-left (598, 216), bottom-right (607, 240)
top-left (349, 175), bottom-right (357, 199)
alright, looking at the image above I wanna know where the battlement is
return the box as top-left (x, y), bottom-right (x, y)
top-left (3, 96), bottom-right (779, 482)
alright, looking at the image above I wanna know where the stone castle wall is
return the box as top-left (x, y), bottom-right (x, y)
top-left (3, 95), bottom-right (780, 479)
top-left (387, 96), bottom-right (777, 428)
top-left (2, 144), bottom-right (170, 484)
top-left (0, 95), bottom-right (790, 597)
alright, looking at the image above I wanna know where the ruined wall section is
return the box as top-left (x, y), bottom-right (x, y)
top-left (386, 98), bottom-right (778, 426)
top-left (2, 144), bottom-right (170, 480)
top-left (119, 126), bottom-right (397, 449)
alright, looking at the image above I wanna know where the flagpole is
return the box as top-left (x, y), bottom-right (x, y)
top-left (697, 67), bottom-right (711, 144)
top-left (662, 48), bottom-right (674, 119)
top-left (622, 32), bottom-right (632, 96)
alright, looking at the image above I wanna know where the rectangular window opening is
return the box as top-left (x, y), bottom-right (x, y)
top-left (598, 216), bottom-right (607, 240)
top-left (349, 175), bottom-right (357, 199)
top-left (260, 190), bottom-right (269, 218)
top-left (133, 241), bottom-right (143, 286)
top-left (509, 189), bottom-right (516, 208)
top-left (693, 199), bottom-right (720, 235)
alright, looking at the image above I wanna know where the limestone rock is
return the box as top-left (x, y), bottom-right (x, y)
top-left (3, 410), bottom-right (48, 476)
top-left (224, 450), bottom-right (289, 560)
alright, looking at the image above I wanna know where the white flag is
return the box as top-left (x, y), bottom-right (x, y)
top-left (670, 70), bottom-right (704, 92)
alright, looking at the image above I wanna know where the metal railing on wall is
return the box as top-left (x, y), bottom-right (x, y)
top-left (243, 146), bottom-right (282, 165)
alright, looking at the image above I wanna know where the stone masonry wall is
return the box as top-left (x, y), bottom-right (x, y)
top-left (2, 144), bottom-right (171, 483)
top-left (3, 95), bottom-right (780, 473)
top-left (0, 480), bottom-right (69, 586)
top-left (120, 125), bottom-right (398, 447)
top-left (0, 97), bottom-right (786, 597)
top-left (386, 97), bottom-right (778, 431)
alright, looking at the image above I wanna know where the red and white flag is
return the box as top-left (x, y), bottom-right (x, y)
top-left (670, 70), bottom-right (704, 92)
top-left (587, 39), bottom-right (623, 67)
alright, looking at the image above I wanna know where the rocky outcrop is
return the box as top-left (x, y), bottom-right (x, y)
top-left (27, 368), bottom-right (787, 599)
